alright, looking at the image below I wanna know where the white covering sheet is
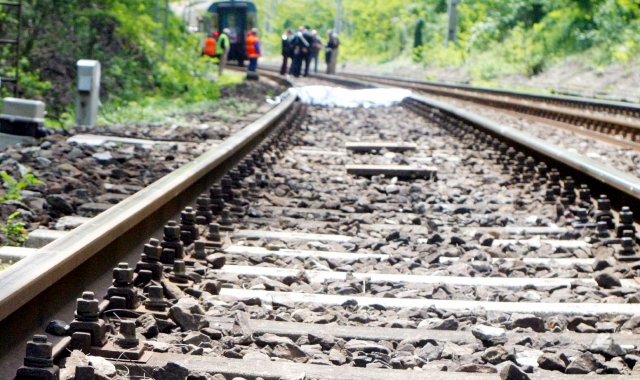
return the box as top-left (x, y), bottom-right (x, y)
top-left (291, 86), bottom-right (412, 108)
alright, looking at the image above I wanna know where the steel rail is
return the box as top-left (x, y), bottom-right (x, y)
top-left (339, 73), bottom-right (640, 144)
top-left (296, 71), bottom-right (640, 221)
top-left (0, 83), bottom-right (297, 377)
top-left (340, 71), bottom-right (640, 116)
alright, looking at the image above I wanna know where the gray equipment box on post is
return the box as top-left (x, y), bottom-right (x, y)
top-left (76, 60), bottom-right (101, 127)
top-left (0, 97), bottom-right (45, 136)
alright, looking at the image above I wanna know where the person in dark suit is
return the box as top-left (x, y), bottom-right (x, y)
top-left (280, 29), bottom-right (293, 76)
top-left (290, 26), bottom-right (309, 78)
top-left (302, 26), bottom-right (314, 77)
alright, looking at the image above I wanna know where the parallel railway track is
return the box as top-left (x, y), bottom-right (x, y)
top-left (3, 71), bottom-right (640, 380)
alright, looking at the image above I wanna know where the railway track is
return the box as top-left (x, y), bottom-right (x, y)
top-left (338, 72), bottom-right (640, 150)
top-left (3, 72), bottom-right (640, 380)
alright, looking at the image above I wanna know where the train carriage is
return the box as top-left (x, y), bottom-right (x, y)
top-left (207, 1), bottom-right (257, 66)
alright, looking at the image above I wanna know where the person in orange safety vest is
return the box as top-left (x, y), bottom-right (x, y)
top-left (246, 28), bottom-right (261, 72)
top-left (202, 33), bottom-right (217, 56)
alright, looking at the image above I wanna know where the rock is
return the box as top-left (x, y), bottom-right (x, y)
top-left (243, 351), bottom-right (271, 361)
top-left (416, 343), bottom-right (443, 362)
top-left (77, 202), bottom-right (112, 216)
top-left (482, 346), bottom-right (513, 365)
top-left (588, 335), bottom-right (625, 358)
top-left (515, 350), bottom-right (543, 367)
top-left (593, 258), bottom-right (613, 272)
top-left (344, 339), bottom-right (391, 354)
top-left (499, 362), bottom-right (530, 380)
top-left (200, 280), bottom-right (221, 295)
top-left (206, 253), bottom-right (226, 269)
top-left (537, 353), bottom-right (568, 372)
top-left (86, 355), bottom-right (116, 377)
top-left (565, 352), bottom-right (597, 374)
top-left (594, 271), bottom-right (621, 288)
top-left (621, 315), bottom-right (640, 331)
top-left (418, 316), bottom-right (458, 330)
top-left (201, 328), bottom-right (222, 340)
top-left (232, 311), bottom-right (253, 338)
top-left (256, 333), bottom-right (294, 347)
top-left (451, 236), bottom-right (466, 245)
top-left (67, 147), bottom-right (84, 159)
top-left (329, 348), bottom-right (347, 365)
top-left (136, 314), bottom-right (159, 338)
top-left (575, 323), bottom-right (597, 333)
top-left (45, 320), bottom-right (68, 336)
top-left (602, 358), bottom-right (627, 374)
top-left (183, 331), bottom-right (211, 346)
top-left (169, 304), bottom-right (206, 331)
top-left (308, 332), bottom-right (336, 350)
top-left (46, 195), bottom-right (74, 214)
top-left (456, 363), bottom-right (497, 373)
top-left (545, 315), bottom-right (568, 332)
top-left (510, 313), bottom-right (545, 332)
top-left (36, 157), bottom-right (52, 167)
top-left (441, 342), bottom-right (474, 359)
top-left (624, 354), bottom-right (640, 370)
top-left (92, 151), bottom-right (113, 162)
top-left (162, 279), bottom-right (187, 299)
top-left (479, 234), bottom-right (494, 247)
top-left (187, 373), bottom-right (211, 380)
top-left (272, 343), bottom-right (308, 360)
top-left (472, 324), bottom-right (507, 344)
top-left (292, 309), bottom-right (311, 322)
top-left (152, 361), bottom-right (190, 380)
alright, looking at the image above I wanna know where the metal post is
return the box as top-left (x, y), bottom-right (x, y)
top-left (162, 0), bottom-right (169, 61)
top-left (75, 60), bottom-right (101, 127)
top-left (446, 0), bottom-right (458, 47)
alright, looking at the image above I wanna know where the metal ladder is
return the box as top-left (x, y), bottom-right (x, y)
top-left (0, 1), bottom-right (22, 97)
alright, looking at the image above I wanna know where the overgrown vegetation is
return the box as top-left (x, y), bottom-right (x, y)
top-left (1, 212), bottom-right (26, 247)
top-left (0, 171), bottom-right (41, 247)
top-left (0, 0), bottom-right (225, 120)
top-left (0, 171), bottom-right (43, 202)
top-left (253, 0), bottom-right (640, 80)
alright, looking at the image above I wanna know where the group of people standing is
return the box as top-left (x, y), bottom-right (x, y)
top-left (280, 26), bottom-right (339, 77)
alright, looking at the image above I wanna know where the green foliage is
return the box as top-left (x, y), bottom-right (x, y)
top-left (97, 71), bottom-right (245, 126)
top-left (1, 212), bottom-right (26, 247)
top-left (0, 171), bottom-right (43, 202)
top-left (1, 0), bottom-right (228, 120)
top-left (253, 0), bottom-right (640, 79)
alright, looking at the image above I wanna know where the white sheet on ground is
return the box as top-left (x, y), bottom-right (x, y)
top-left (291, 86), bottom-right (412, 108)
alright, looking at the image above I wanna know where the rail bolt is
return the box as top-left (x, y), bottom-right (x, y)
top-left (76, 292), bottom-right (99, 321)
top-left (115, 321), bottom-right (139, 349)
top-left (171, 260), bottom-right (188, 284)
top-left (145, 285), bottom-right (168, 312)
top-left (143, 239), bottom-right (162, 262)
top-left (24, 335), bottom-right (53, 368)
top-left (14, 335), bottom-right (59, 380)
top-left (74, 366), bottom-right (94, 380)
top-left (113, 263), bottom-right (134, 285)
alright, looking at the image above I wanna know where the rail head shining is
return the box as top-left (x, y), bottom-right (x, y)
top-left (0, 90), bottom-right (297, 323)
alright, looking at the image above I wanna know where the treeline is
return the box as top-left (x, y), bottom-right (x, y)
top-left (253, 0), bottom-right (640, 79)
top-left (0, 0), bottom-right (219, 116)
